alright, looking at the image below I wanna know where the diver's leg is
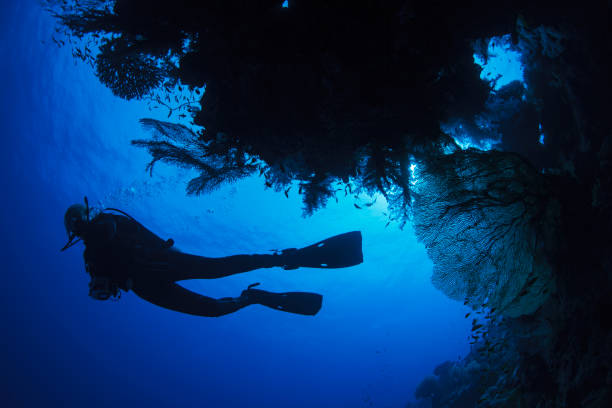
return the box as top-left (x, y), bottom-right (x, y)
top-left (169, 231), bottom-right (364, 279)
top-left (149, 230), bottom-right (363, 281)
top-left (132, 280), bottom-right (250, 317)
top-left (164, 251), bottom-right (286, 280)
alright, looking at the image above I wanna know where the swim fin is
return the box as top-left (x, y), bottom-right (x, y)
top-left (243, 287), bottom-right (323, 316)
top-left (281, 231), bottom-right (363, 269)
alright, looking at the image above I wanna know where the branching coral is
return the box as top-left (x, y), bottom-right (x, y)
top-left (132, 119), bottom-right (258, 194)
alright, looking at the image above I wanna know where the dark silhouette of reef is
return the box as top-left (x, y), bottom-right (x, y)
top-left (46, 1), bottom-right (611, 406)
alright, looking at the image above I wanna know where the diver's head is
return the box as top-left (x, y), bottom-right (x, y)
top-left (64, 203), bottom-right (89, 238)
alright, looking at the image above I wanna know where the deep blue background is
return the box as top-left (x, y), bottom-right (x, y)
top-left (0, 2), bottom-right (474, 407)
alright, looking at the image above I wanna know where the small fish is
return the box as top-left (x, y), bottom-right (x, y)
top-left (284, 187), bottom-right (290, 198)
top-left (265, 181), bottom-right (272, 188)
top-left (465, 312), bottom-right (471, 318)
top-left (354, 204), bottom-right (362, 209)
top-left (472, 324), bottom-right (483, 331)
top-left (463, 299), bottom-right (469, 305)
top-left (385, 221), bottom-right (391, 228)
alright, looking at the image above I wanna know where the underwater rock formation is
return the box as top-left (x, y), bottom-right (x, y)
top-left (408, 6), bottom-right (611, 406)
top-left (409, 359), bottom-right (485, 408)
top-left (411, 288), bottom-right (611, 407)
top-left (44, 0), bottom-right (524, 217)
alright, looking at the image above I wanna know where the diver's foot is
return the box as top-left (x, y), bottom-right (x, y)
top-left (240, 283), bottom-right (273, 306)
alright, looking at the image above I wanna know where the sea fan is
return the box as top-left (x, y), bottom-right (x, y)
top-left (412, 149), bottom-right (559, 317)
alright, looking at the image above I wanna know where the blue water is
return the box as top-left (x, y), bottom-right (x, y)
top-left (0, 2), bottom-right (471, 407)
top-left (473, 34), bottom-right (524, 91)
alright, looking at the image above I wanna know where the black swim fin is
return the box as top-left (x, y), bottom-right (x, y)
top-left (242, 287), bottom-right (323, 316)
top-left (281, 231), bottom-right (363, 269)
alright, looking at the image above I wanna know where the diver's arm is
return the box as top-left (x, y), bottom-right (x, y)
top-left (132, 281), bottom-right (250, 317)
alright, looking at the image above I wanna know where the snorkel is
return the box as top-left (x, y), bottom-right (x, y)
top-left (61, 196), bottom-right (90, 252)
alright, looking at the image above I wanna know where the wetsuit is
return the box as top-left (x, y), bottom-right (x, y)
top-left (81, 211), bottom-right (290, 317)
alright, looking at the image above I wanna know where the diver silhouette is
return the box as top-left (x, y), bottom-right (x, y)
top-left (62, 198), bottom-right (363, 317)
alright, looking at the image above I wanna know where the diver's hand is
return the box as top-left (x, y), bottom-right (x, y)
top-left (241, 282), bottom-right (264, 304)
top-left (241, 282), bottom-right (260, 295)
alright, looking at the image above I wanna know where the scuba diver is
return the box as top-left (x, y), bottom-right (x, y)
top-left (62, 198), bottom-right (363, 317)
